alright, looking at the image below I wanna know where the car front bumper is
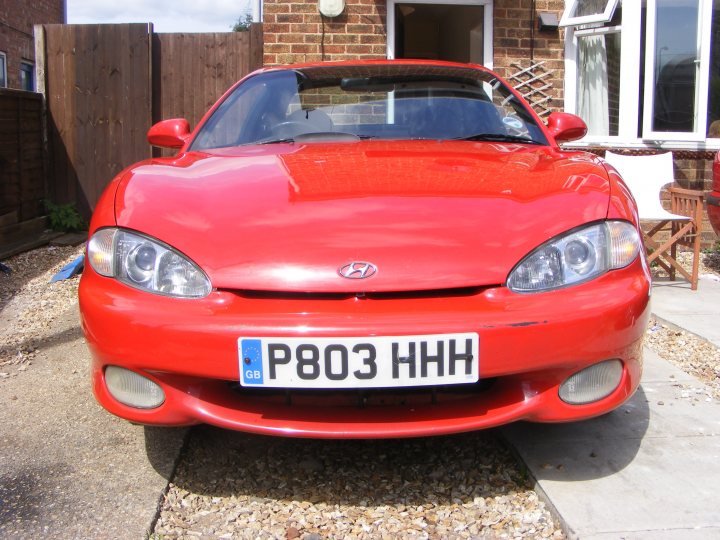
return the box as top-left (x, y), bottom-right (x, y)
top-left (79, 260), bottom-right (651, 439)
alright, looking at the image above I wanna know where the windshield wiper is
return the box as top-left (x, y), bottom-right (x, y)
top-left (256, 133), bottom-right (377, 145)
top-left (256, 137), bottom-right (295, 145)
top-left (454, 133), bottom-right (542, 145)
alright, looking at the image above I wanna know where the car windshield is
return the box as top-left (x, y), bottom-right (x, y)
top-left (190, 64), bottom-right (548, 150)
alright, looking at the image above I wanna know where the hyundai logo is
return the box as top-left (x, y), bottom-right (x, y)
top-left (339, 262), bottom-right (377, 279)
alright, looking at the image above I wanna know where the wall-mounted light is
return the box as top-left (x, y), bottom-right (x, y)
top-left (319, 0), bottom-right (345, 17)
top-left (538, 12), bottom-right (560, 32)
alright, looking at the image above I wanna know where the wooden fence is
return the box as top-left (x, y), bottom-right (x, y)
top-left (153, 29), bottom-right (263, 128)
top-left (39, 23), bottom-right (263, 218)
top-left (0, 89), bottom-right (46, 246)
top-left (43, 24), bottom-right (152, 219)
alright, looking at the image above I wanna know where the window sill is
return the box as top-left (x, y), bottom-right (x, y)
top-left (562, 139), bottom-right (720, 152)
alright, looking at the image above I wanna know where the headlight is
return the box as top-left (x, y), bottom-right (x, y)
top-left (507, 221), bottom-right (640, 293)
top-left (87, 228), bottom-right (211, 298)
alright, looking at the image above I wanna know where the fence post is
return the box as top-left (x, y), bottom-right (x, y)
top-left (33, 24), bottom-right (50, 206)
top-left (250, 23), bottom-right (264, 71)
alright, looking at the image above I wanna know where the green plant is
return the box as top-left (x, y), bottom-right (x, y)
top-left (702, 240), bottom-right (720, 255)
top-left (232, 13), bottom-right (253, 32)
top-left (44, 200), bottom-right (86, 232)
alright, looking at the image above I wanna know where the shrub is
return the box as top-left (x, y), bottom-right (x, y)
top-left (44, 200), bottom-right (86, 232)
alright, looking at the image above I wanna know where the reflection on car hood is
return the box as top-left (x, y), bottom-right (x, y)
top-left (114, 140), bottom-right (611, 292)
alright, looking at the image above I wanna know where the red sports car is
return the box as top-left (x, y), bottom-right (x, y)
top-left (79, 60), bottom-right (651, 438)
top-left (708, 151), bottom-right (720, 236)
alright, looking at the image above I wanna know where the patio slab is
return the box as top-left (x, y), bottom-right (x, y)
top-left (651, 277), bottom-right (720, 347)
top-left (502, 348), bottom-right (720, 539)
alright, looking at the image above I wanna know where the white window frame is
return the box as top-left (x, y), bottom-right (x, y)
top-left (641, 0), bottom-right (713, 142)
top-left (564, 0), bottom-right (720, 150)
top-left (0, 52), bottom-right (7, 88)
top-left (560, 0), bottom-right (619, 27)
top-left (564, 2), bottom-right (641, 144)
top-left (386, 0), bottom-right (494, 70)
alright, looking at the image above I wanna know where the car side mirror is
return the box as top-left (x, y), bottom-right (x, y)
top-left (147, 118), bottom-right (191, 149)
top-left (545, 112), bottom-right (588, 143)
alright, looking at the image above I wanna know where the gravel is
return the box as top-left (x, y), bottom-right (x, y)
top-left (651, 248), bottom-right (720, 283)
top-left (645, 318), bottom-right (720, 401)
top-left (154, 428), bottom-right (563, 539)
top-left (0, 245), bottom-right (84, 380)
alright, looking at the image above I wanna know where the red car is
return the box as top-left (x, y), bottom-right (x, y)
top-left (80, 60), bottom-right (651, 439)
top-left (708, 151), bottom-right (720, 236)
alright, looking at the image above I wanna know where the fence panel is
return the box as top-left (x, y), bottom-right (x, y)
top-left (153, 26), bottom-right (262, 129)
top-left (44, 23), bottom-right (153, 218)
top-left (0, 89), bottom-right (45, 238)
top-left (41, 24), bottom-right (263, 218)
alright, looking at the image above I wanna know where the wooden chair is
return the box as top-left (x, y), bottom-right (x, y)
top-left (604, 151), bottom-right (704, 290)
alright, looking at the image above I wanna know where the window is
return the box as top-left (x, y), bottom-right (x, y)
top-left (20, 62), bottom-right (34, 92)
top-left (565, 0), bottom-right (720, 147)
top-left (574, 9), bottom-right (622, 136)
top-left (560, 0), bottom-right (620, 27)
top-left (0, 53), bottom-right (6, 88)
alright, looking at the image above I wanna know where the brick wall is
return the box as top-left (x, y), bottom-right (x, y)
top-left (263, 0), bottom-right (565, 113)
top-left (263, 0), bottom-right (387, 65)
top-left (0, 0), bottom-right (65, 89)
top-left (492, 0), bottom-right (565, 113)
top-left (676, 155), bottom-right (717, 245)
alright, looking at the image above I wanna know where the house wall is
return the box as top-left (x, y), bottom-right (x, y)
top-left (0, 0), bottom-right (65, 89)
top-left (493, 0), bottom-right (565, 112)
top-left (263, 0), bottom-right (387, 65)
top-left (675, 156), bottom-right (716, 245)
top-left (263, 0), bottom-right (565, 111)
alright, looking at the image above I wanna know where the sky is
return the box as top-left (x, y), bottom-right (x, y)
top-left (66, 0), bottom-right (255, 33)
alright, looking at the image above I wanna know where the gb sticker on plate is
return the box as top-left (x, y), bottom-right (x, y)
top-left (240, 338), bottom-right (264, 385)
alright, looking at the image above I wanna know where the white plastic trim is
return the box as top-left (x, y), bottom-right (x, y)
top-left (559, 0), bottom-right (619, 28)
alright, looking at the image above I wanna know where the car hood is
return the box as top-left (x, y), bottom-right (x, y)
top-left (114, 141), bottom-right (610, 292)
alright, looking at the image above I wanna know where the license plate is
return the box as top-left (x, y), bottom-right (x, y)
top-left (238, 333), bottom-right (479, 388)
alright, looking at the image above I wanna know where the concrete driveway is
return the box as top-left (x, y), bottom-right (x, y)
top-left (0, 305), bottom-right (187, 538)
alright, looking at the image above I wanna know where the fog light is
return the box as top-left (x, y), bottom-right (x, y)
top-left (105, 366), bottom-right (165, 409)
top-left (559, 360), bottom-right (623, 405)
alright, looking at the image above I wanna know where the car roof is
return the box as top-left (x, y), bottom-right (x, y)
top-left (256, 59), bottom-right (495, 80)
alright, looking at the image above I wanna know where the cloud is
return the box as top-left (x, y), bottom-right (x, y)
top-left (67, 0), bottom-right (254, 33)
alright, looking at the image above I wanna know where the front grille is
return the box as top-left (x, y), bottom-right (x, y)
top-left (229, 286), bottom-right (488, 301)
top-left (227, 379), bottom-right (496, 408)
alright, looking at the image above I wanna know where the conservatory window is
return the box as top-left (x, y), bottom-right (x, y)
top-left (564, 0), bottom-right (720, 146)
top-left (560, 0), bottom-right (620, 27)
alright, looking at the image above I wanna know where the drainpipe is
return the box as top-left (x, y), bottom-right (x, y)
top-left (252, 0), bottom-right (262, 22)
top-left (530, 0), bottom-right (535, 62)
